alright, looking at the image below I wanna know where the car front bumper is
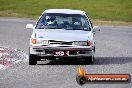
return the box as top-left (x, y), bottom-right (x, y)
top-left (30, 45), bottom-right (94, 58)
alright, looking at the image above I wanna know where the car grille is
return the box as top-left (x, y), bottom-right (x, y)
top-left (49, 40), bottom-right (73, 45)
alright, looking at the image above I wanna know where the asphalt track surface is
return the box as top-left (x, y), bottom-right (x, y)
top-left (0, 18), bottom-right (132, 88)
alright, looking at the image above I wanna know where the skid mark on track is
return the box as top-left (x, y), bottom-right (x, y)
top-left (0, 47), bottom-right (28, 70)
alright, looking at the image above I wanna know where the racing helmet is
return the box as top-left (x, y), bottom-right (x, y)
top-left (46, 16), bottom-right (56, 25)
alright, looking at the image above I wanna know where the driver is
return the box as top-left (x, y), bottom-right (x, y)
top-left (45, 16), bottom-right (57, 26)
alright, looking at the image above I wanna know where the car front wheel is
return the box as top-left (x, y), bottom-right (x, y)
top-left (84, 56), bottom-right (94, 64)
top-left (29, 54), bottom-right (37, 65)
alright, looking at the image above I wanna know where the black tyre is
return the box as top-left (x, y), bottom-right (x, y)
top-left (94, 46), bottom-right (95, 53)
top-left (76, 75), bottom-right (86, 85)
top-left (29, 54), bottom-right (37, 65)
top-left (84, 56), bottom-right (94, 64)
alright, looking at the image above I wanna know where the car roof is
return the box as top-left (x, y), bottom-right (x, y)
top-left (43, 9), bottom-right (86, 15)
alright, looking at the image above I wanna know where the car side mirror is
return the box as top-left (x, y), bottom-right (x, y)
top-left (93, 26), bottom-right (100, 32)
top-left (26, 24), bottom-right (33, 29)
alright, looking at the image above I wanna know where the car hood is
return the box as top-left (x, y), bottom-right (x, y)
top-left (34, 29), bottom-right (92, 41)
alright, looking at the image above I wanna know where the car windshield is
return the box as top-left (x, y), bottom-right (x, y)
top-left (36, 13), bottom-right (91, 31)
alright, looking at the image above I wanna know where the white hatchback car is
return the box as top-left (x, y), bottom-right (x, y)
top-left (26, 9), bottom-right (100, 65)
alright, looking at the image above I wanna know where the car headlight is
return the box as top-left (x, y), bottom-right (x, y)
top-left (73, 41), bottom-right (87, 46)
top-left (73, 41), bottom-right (94, 46)
top-left (37, 40), bottom-right (49, 45)
top-left (31, 39), bottom-right (49, 45)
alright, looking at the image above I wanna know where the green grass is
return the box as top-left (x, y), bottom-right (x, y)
top-left (0, 0), bottom-right (132, 22)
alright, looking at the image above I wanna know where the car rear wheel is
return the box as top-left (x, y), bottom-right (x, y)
top-left (29, 54), bottom-right (37, 65)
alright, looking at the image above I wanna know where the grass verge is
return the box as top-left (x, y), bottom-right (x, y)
top-left (0, 0), bottom-right (131, 25)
